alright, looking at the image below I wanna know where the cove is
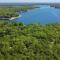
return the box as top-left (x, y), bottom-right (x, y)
top-left (16, 5), bottom-right (60, 24)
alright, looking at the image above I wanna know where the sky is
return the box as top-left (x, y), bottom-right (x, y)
top-left (0, 0), bottom-right (60, 3)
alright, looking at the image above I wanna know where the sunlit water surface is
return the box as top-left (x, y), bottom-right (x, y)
top-left (16, 5), bottom-right (60, 24)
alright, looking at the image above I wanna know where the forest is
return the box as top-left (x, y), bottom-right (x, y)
top-left (0, 5), bottom-right (34, 18)
top-left (0, 21), bottom-right (60, 60)
top-left (50, 4), bottom-right (60, 8)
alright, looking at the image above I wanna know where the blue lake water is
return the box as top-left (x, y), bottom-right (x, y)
top-left (16, 5), bottom-right (60, 24)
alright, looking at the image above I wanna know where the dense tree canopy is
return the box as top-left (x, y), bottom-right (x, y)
top-left (0, 22), bottom-right (60, 60)
top-left (0, 5), bottom-right (34, 18)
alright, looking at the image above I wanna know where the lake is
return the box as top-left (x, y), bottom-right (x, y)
top-left (16, 5), bottom-right (60, 24)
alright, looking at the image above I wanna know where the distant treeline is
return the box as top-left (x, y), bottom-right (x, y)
top-left (0, 5), bottom-right (34, 18)
top-left (50, 4), bottom-right (60, 8)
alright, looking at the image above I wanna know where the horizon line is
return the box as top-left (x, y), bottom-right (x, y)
top-left (0, 2), bottom-right (60, 3)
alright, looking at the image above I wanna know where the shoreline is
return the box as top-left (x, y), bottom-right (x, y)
top-left (9, 15), bottom-right (22, 20)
